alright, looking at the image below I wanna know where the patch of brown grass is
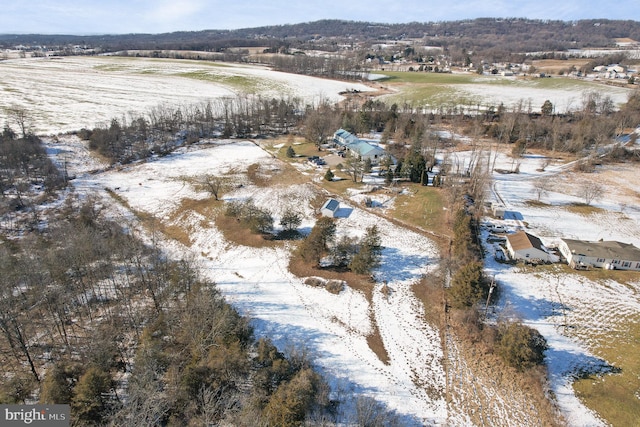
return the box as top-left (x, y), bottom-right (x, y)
top-left (565, 202), bottom-right (605, 216)
top-left (366, 322), bottom-right (390, 365)
top-left (524, 199), bottom-right (551, 208)
top-left (412, 273), bottom-right (446, 327)
top-left (214, 211), bottom-right (279, 248)
top-left (162, 224), bottom-right (192, 247)
top-left (532, 58), bottom-right (591, 74)
top-left (173, 197), bottom-right (218, 218)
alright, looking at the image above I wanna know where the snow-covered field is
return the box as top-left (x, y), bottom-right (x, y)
top-left (12, 56), bottom-right (639, 425)
top-left (55, 138), bottom-right (450, 425)
top-left (0, 56), bottom-right (374, 134)
top-left (459, 77), bottom-right (632, 114)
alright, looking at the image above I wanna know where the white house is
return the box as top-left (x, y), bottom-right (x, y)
top-left (558, 239), bottom-right (640, 271)
top-left (505, 231), bottom-right (555, 263)
top-left (320, 199), bottom-right (340, 217)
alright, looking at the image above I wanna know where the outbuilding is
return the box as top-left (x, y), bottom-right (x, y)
top-left (320, 198), bottom-right (340, 217)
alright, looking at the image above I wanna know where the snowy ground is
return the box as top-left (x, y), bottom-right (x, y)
top-left (43, 135), bottom-right (447, 424)
top-left (19, 56), bottom-right (639, 425)
top-left (474, 146), bottom-right (640, 426)
top-left (0, 56), bottom-right (374, 135)
top-left (48, 133), bottom-right (640, 426)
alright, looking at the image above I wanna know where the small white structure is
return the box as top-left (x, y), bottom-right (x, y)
top-left (559, 239), bottom-right (640, 271)
top-left (505, 231), bottom-right (554, 263)
top-left (320, 199), bottom-right (340, 217)
top-left (491, 203), bottom-right (505, 219)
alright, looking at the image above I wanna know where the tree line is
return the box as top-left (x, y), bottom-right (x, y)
top-left (80, 96), bottom-right (303, 164)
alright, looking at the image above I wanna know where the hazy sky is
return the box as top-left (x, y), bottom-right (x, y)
top-left (1, 0), bottom-right (638, 34)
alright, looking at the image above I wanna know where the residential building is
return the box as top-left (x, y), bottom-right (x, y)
top-left (332, 129), bottom-right (389, 164)
top-left (505, 231), bottom-right (555, 262)
top-left (558, 239), bottom-right (640, 270)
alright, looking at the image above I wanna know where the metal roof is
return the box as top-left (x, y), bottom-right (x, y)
top-left (322, 198), bottom-right (340, 211)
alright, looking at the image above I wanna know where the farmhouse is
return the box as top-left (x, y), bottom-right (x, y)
top-left (332, 129), bottom-right (389, 164)
top-left (320, 198), bottom-right (340, 217)
top-left (558, 239), bottom-right (640, 271)
top-left (505, 231), bottom-right (554, 263)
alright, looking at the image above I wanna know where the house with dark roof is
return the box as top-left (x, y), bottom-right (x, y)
top-left (505, 231), bottom-right (555, 263)
top-left (558, 239), bottom-right (640, 270)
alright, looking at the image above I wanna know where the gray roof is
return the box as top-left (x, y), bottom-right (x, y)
top-left (322, 199), bottom-right (339, 211)
top-left (562, 239), bottom-right (640, 261)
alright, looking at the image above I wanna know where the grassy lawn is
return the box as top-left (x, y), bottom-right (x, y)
top-left (376, 71), bottom-right (477, 85)
top-left (389, 185), bottom-right (448, 236)
top-left (572, 318), bottom-right (640, 426)
top-left (519, 264), bottom-right (640, 426)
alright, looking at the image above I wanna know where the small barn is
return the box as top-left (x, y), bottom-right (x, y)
top-left (505, 231), bottom-right (554, 263)
top-left (320, 199), bottom-right (340, 217)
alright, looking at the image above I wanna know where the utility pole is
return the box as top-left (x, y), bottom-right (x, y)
top-left (484, 276), bottom-right (496, 319)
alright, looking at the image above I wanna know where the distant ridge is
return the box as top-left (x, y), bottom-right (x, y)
top-left (2, 18), bottom-right (639, 56)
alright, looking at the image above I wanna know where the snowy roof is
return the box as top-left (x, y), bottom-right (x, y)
top-left (561, 239), bottom-right (640, 261)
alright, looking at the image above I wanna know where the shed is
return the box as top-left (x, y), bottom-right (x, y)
top-left (491, 203), bottom-right (505, 219)
top-left (320, 199), bottom-right (340, 217)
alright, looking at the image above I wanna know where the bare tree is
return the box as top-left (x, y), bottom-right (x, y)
top-left (532, 176), bottom-right (552, 202)
top-left (344, 154), bottom-right (364, 183)
top-left (6, 105), bottom-right (31, 138)
top-left (303, 101), bottom-right (338, 150)
top-left (200, 174), bottom-right (225, 201)
top-left (577, 181), bottom-right (604, 205)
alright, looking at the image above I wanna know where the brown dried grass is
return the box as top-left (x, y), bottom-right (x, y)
top-left (214, 212), bottom-right (279, 248)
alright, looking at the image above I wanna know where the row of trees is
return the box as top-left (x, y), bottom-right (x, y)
top-left (82, 96), bottom-right (303, 163)
top-left (445, 197), bottom-right (548, 371)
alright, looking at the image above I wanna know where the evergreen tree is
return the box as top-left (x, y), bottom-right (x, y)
top-left (496, 321), bottom-right (548, 370)
top-left (324, 168), bottom-right (334, 181)
top-left (285, 146), bottom-right (296, 158)
top-left (71, 366), bottom-right (112, 425)
top-left (448, 262), bottom-right (488, 308)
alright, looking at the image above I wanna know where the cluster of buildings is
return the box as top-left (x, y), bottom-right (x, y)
top-left (502, 230), bottom-right (640, 271)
